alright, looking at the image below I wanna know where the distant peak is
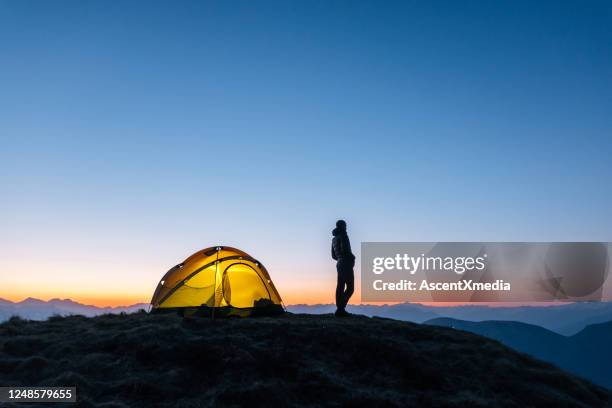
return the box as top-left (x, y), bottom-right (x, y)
top-left (48, 298), bottom-right (79, 305)
top-left (20, 297), bottom-right (45, 304)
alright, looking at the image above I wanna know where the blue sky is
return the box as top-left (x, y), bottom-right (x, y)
top-left (1, 0), bottom-right (611, 304)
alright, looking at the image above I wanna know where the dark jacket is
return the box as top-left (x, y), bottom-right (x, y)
top-left (331, 227), bottom-right (355, 262)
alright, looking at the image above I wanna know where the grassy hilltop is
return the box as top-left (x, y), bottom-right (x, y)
top-left (0, 312), bottom-right (609, 407)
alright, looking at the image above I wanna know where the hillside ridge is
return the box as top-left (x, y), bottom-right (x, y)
top-left (0, 312), bottom-right (609, 407)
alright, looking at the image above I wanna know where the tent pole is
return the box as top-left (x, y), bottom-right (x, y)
top-left (212, 248), bottom-right (219, 321)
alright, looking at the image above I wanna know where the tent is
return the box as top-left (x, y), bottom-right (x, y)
top-left (150, 246), bottom-right (284, 317)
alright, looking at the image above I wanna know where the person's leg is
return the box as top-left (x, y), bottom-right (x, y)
top-left (335, 262), bottom-right (346, 312)
top-left (343, 269), bottom-right (354, 309)
top-left (337, 261), bottom-right (353, 311)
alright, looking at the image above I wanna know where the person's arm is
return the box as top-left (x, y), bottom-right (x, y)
top-left (331, 240), bottom-right (338, 260)
top-left (345, 235), bottom-right (355, 259)
top-left (340, 235), bottom-right (350, 258)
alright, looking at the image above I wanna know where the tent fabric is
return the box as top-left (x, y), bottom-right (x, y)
top-left (150, 246), bottom-right (284, 316)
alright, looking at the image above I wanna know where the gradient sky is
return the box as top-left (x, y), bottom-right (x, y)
top-left (1, 1), bottom-right (611, 306)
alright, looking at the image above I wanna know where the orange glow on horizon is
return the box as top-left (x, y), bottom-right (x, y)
top-left (0, 288), bottom-right (573, 309)
top-left (0, 269), bottom-right (576, 309)
top-left (0, 290), bottom-right (150, 308)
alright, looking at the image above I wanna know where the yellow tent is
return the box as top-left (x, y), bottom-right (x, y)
top-left (150, 246), bottom-right (284, 316)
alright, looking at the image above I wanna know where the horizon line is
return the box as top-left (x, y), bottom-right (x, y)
top-left (0, 296), bottom-right (582, 309)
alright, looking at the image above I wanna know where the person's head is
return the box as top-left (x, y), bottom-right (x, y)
top-left (336, 219), bottom-right (347, 231)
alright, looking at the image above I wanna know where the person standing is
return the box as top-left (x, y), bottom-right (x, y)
top-left (331, 219), bottom-right (355, 317)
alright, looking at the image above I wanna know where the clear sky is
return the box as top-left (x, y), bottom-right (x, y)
top-left (1, 1), bottom-right (611, 306)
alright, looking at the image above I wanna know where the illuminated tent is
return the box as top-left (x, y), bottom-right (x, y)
top-left (151, 246), bottom-right (284, 317)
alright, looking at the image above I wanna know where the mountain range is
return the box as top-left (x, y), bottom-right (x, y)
top-left (288, 301), bottom-right (612, 335)
top-left (3, 299), bottom-right (612, 336)
top-left (0, 298), bottom-right (147, 322)
top-left (425, 318), bottom-right (612, 389)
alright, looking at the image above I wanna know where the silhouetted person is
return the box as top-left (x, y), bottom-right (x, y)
top-left (331, 219), bottom-right (355, 317)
